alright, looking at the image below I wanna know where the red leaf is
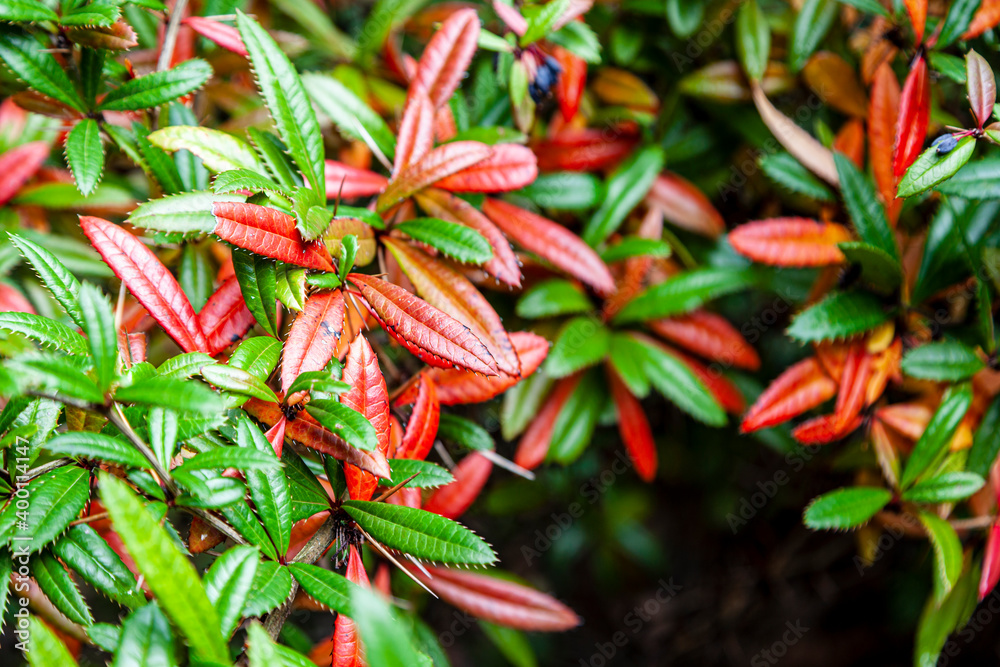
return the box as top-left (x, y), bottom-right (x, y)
top-left (348, 273), bottom-right (499, 375)
top-left (81, 216), bottom-right (208, 353)
top-left (645, 172), bottom-right (725, 238)
top-left (967, 49), bottom-right (996, 129)
top-left (410, 8), bottom-right (480, 109)
top-left (833, 118), bottom-right (865, 168)
top-left (183, 17), bottom-right (247, 56)
top-left (393, 90), bottom-right (434, 176)
top-left (124, 332), bottom-right (147, 364)
top-left (965, 0), bottom-right (1000, 40)
top-left (423, 451), bottom-right (492, 519)
top-left (325, 161), bottom-right (388, 199)
top-left (533, 128), bottom-right (638, 172)
top-left (243, 397), bottom-right (390, 478)
top-left (493, 0), bottom-right (527, 36)
top-left (608, 367), bottom-right (656, 482)
top-left (981, 520), bottom-right (1000, 600)
top-left (404, 564), bottom-right (581, 631)
top-left (264, 417), bottom-right (286, 458)
top-left (741, 358), bottom-right (837, 433)
top-left (869, 62), bottom-right (902, 225)
top-left (552, 46), bottom-right (586, 122)
top-left (0, 141), bottom-right (49, 206)
top-left (332, 545), bottom-right (370, 667)
top-left (903, 0), bottom-right (927, 44)
top-left (281, 290), bottom-right (346, 394)
top-left (728, 218), bottom-right (851, 267)
top-left (416, 331), bottom-right (549, 405)
top-left (377, 141), bottom-right (493, 212)
top-left (791, 413), bottom-right (864, 444)
top-left (211, 202), bottom-right (336, 272)
top-left (382, 237), bottom-right (520, 376)
top-left (393, 373), bottom-right (440, 461)
top-left (482, 198), bottom-right (616, 297)
top-left (875, 402), bottom-right (931, 440)
top-left (341, 334), bottom-right (391, 501)
top-left (434, 104), bottom-right (458, 143)
top-left (433, 144), bottom-right (538, 193)
top-left (196, 276), bottom-right (256, 356)
top-left (893, 54), bottom-right (930, 178)
top-left (414, 188), bottom-right (522, 287)
top-left (0, 283), bottom-right (34, 314)
top-left (514, 374), bottom-right (580, 470)
top-left (648, 310), bottom-right (760, 371)
top-left (832, 343), bottom-right (872, 423)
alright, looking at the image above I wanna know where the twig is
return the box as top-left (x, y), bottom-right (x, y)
top-left (156, 0), bottom-right (190, 73)
top-left (70, 511), bottom-right (109, 526)
top-left (951, 515), bottom-right (995, 531)
top-left (107, 403), bottom-right (177, 497)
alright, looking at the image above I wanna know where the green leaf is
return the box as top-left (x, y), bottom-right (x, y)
top-left (285, 371), bottom-right (349, 398)
top-left (25, 615), bottom-right (79, 667)
top-left (246, 621), bottom-right (318, 667)
top-left (306, 399), bottom-right (379, 452)
top-left (900, 384), bottom-right (973, 489)
top-left (0, 0), bottom-right (58, 22)
top-left (0, 312), bottom-right (88, 355)
top-left (786, 291), bottom-right (889, 342)
top-left (213, 169), bottom-right (294, 199)
top-left (338, 234), bottom-right (358, 280)
top-left (544, 316), bottom-right (610, 378)
top-left (520, 171), bottom-right (603, 210)
top-left (79, 283), bottom-right (117, 392)
top-left (115, 376), bottom-right (226, 414)
top-left (180, 244), bottom-right (212, 312)
top-left (174, 446), bottom-right (281, 473)
top-left (276, 262), bottom-right (307, 312)
top-left (515, 279), bottom-right (592, 319)
top-left (521, 0), bottom-right (571, 45)
top-left (98, 472), bottom-right (228, 662)
top-left (100, 59), bottom-right (212, 111)
top-left (238, 415), bottom-right (293, 556)
top-left (968, 395), bottom-right (1000, 477)
top-left (584, 146), bottom-right (665, 246)
top-left (901, 341), bottom-right (985, 382)
top-left (789, 0), bottom-right (838, 72)
top-left (60, 0), bottom-right (120, 26)
top-left (243, 560), bottom-right (293, 616)
top-left (901, 472), bottom-right (985, 504)
top-left (437, 413), bottom-right (495, 452)
top-left (387, 459), bottom-right (454, 488)
top-left (548, 20), bottom-right (601, 63)
top-left (8, 234), bottom-right (84, 327)
top-left (350, 587), bottom-right (428, 667)
top-left (395, 218), bottom-right (493, 265)
top-left (303, 73), bottom-right (396, 163)
top-left (937, 0), bottom-right (980, 48)
top-left (935, 156), bottom-right (1000, 198)
top-left (228, 336), bottom-right (282, 381)
top-left (7, 352), bottom-right (103, 404)
top-left (113, 602), bottom-right (175, 667)
top-left (54, 524), bottom-right (144, 609)
top-left (803, 486), bottom-right (892, 530)
top-left (147, 126), bottom-right (263, 174)
top-left (666, 0), bottom-right (705, 38)
top-left (0, 31), bottom-right (84, 112)
top-left (736, 0), bottom-right (770, 81)
top-left (609, 333), bottom-right (650, 398)
top-left (269, 0), bottom-right (356, 60)
top-left (32, 551), bottom-right (92, 626)
top-left (232, 246), bottom-right (278, 337)
top-left (288, 562), bottom-right (357, 615)
top-left (65, 119), bottom-right (104, 196)
top-left (201, 364), bottom-right (280, 403)
top-left (549, 368), bottom-right (605, 463)
top-left (157, 352), bottom-right (216, 379)
top-left (613, 267), bottom-right (754, 324)
top-left (897, 137), bottom-right (977, 198)
top-left (835, 0), bottom-right (889, 17)
top-left (600, 237), bottom-right (671, 264)
top-left (835, 152), bottom-right (899, 261)
top-left (204, 544), bottom-right (259, 636)
top-left (759, 151), bottom-right (835, 201)
top-left (237, 10), bottom-right (325, 200)
top-left (128, 191), bottom-right (245, 235)
top-left (837, 241), bottom-right (902, 292)
top-left (44, 432), bottom-right (148, 468)
top-left (638, 337), bottom-right (726, 426)
top-left (10, 466), bottom-right (89, 553)
top-left (919, 511), bottom-right (963, 603)
top-left (341, 501), bottom-right (497, 564)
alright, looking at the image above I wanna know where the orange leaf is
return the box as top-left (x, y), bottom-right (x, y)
top-left (433, 144), bottom-right (538, 193)
top-left (482, 197), bottom-right (616, 297)
top-left (514, 374), bottom-right (580, 470)
top-left (965, 0), bottom-right (1000, 39)
top-left (833, 118), bottom-right (865, 168)
top-left (869, 62), bottom-right (902, 225)
top-left (393, 373), bottom-right (440, 461)
top-left (741, 358), bottom-right (837, 432)
top-left (893, 54), bottom-right (930, 178)
top-left (196, 276), bottom-right (255, 356)
top-left (0, 141), bottom-right (48, 206)
top-left (393, 90), bottom-right (434, 176)
top-left (211, 202), bottom-right (336, 272)
top-left (281, 290), bottom-right (346, 395)
top-left (376, 141), bottom-right (492, 212)
top-left (325, 160), bottom-right (388, 199)
top-left (410, 8), bottom-right (480, 109)
top-left (591, 67), bottom-right (658, 112)
top-left (648, 310), bottom-right (760, 371)
top-left (645, 172), bottom-right (725, 238)
top-left (728, 218), bottom-right (850, 267)
top-left (903, 0), bottom-right (927, 44)
top-left (423, 451), bottom-right (493, 519)
top-left (81, 216), bottom-right (208, 353)
top-left (341, 334), bottom-right (391, 501)
top-left (802, 52), bottom-right (869, 118)
top-left (791, 413), bottom-right (864, 444)
top-left (552, 46), bottom-right (586, 122)
top-left (608, 366), bottom-right (656, 482)
top-left (349, 273), bottom-right (499, 375)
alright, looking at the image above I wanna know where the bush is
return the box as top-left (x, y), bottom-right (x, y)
top-left (2, 0), bottom-right (1000, 665)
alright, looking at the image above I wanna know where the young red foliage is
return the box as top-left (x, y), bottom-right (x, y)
top-left (552, 46), bottom-right (587, 122)
top-left (432, 144), bottom-right (538, 193)
top-left (333, 545), bottom-right (370, 667)
top-left (875, 402), bottom-right (931, 440)
top-left (280, 290), bottom-right (346, 394)
top-left (325, 161), bottom-right (388, 199)
top-left (81, 216), bottom-right (208, 353)
top-left (0, 141), bottom-right (49, 206)
top-left (409, 8), bottom-right (480, 109)
top-left (423, 451), bottom-right (493, 519)
top-left (644, 172), bottom-right (725, 238)
top-left (404, 564), bottom-right (581, 632)
top-left (211, 202), bottom-right (336, 272)
top-left (182, 16), bottom-right (247, 55)
top-left (348, 273), bottom-right (499, 375)
top-left (967, 50), bottom-right (996, 129)
top-left (533, 128), bottom-right (639, 172)
top-left (981, 520), bottom-right (1000, 600)
top-left (892, 54), bottom-right (930, 177)
top-left (482, 197), bottom-right (616, 297)
top-left (264, 417), bottom-right (287, 458)
top-left (608, 367), bottom-right (657, 482)
top-left (377, 141), bottom-right (493, 211)
top-left (393, 90), bottom-right (435, 176)
top-left (515, 374), bottom-right (581, 470)
top-left (393, 373), bottom-right (440, 461)
top-left (728, 218), bottom-right (851, 267)
top-left (648, 310), bottom-right (760, 371)
top-left (0, 283), bottom-right (34, 314)
top-left (196, 276), bottom-right (255, 356)
top-left (869, 62), bottom-right (902, 224)
top-left (341, 334), bottom-right (392, 501)
top-left (741, 358), bottom-right (838, 433)
top-left (791, 413), bottom-right (864, 444)
top-left (414, 188), bottom-right (522, 287)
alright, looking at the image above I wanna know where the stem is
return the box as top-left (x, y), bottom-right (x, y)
top-left (951, 515), bottom-right (995, 531)
top-left (156, 0), bottom-right (190, 73)
top-left (107, 403), bottom-right (177, 497)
